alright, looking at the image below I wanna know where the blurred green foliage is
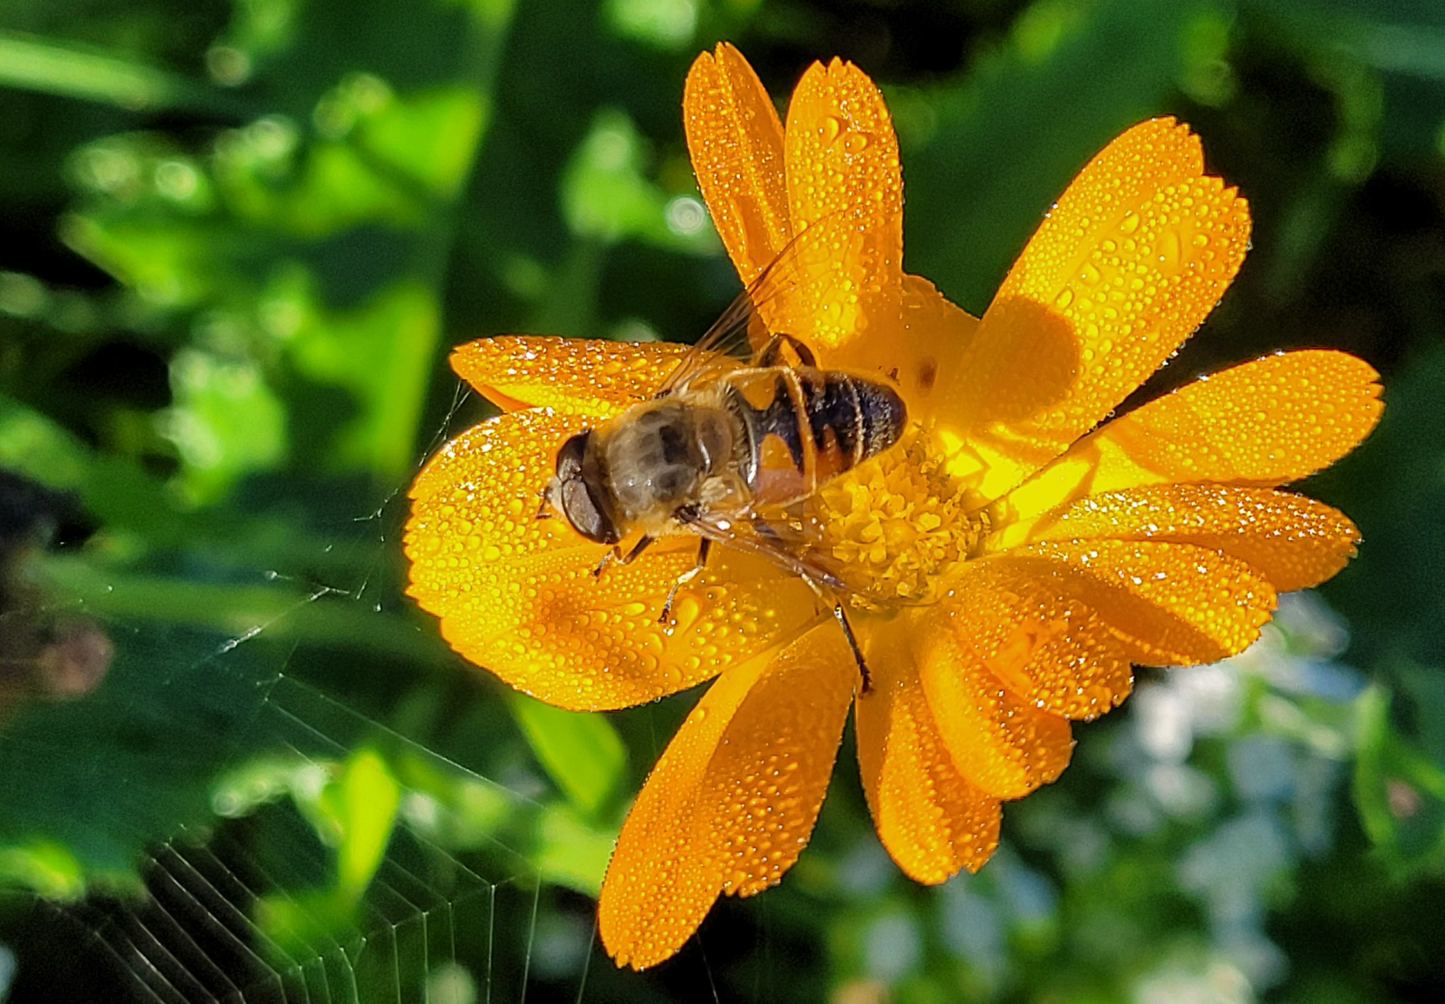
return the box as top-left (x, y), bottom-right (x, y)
top-left (1, 0), bottom-right (1444, 1000)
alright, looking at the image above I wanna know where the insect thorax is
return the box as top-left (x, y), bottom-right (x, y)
top-left (601, 399), bottom-right (736, 523)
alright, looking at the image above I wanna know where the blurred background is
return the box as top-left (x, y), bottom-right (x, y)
top-left (1, 0), bottom-right (1443, 1000)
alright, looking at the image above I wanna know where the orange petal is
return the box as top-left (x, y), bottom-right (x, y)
top-left (778, 57), bottom-right (904, 354)
top-left (939, 118), bottom-right (1252, 502)
top-left (999, 539), bottom-right (1277, 667)
top-left (996, 484), bottom-right (1360, 593)
top-left (871, 610), bottom-right (1075, 799)
top-left (944, 561), bottom-right (1135, 721)
top-left (997, 350), bottom-right (1384, 525)
top-left (684, 43), bottom-right (792, 284)
top-left (599, 621), bottom-right (854, 969)
top-left (449, 336), bottom-right (691, 415)
top-left (855, 645), bottom-right (1001, 884)
top-left (782, 57), bottom-right (902, 242)
top-left (824, 272), bottom-right (982, 421)
top-left (918, 648), bottom-right (1076, 800)
top-left (405, 409), bottom-right (819, 710)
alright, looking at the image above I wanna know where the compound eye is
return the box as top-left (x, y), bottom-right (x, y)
top-left (555, 431), bottom-right (590, 477)
top-left (560, 479), bottom-right (618, 544)
top-left (551, 427), bottom-right (620, 544)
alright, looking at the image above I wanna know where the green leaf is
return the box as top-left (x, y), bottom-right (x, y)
top-left (509, 692), bottom-right (626, 818)
top-left (355, 85), bottom-right (491, 198)
top-left (165, 349), bottom-right (289, 504)
top-left (0, 391), bottom-right (94, 490)
top-left (1353, 682), bottom-right (1445, 875)
top-left (530, 803), bottom-right (614, 896)
top-left (0, 30), bottom-right (240, 114)
top-left (333, 748), bottom-right (402, 896)
top-left (286, 277), bottom-right (442, 477)
top-left (0, 840), bottom-right (86, 900)
top-left (255, 886), bottom-right (360, 961)
top-left (561, 108), bottom-right (715, 252)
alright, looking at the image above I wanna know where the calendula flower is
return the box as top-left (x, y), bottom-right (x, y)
top-left (404, 44), bottom-right (1382, 969)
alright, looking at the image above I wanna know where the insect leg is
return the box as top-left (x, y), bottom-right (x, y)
top-left (591, 535), bottom-right (655, 578)
top-left (756, 332), bottom-right (817, 368)
top-left (619, 535), bottom-right (655, 564)
top-left (831, 603), bottom-right (872, 694)
top-left (659, 538), bottom-right (711, 624)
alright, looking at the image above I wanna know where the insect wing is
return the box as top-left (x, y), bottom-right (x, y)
top-left (658, 210), bottom-right (874, 395)
top-left (681, 504), bottom-right (849, 593)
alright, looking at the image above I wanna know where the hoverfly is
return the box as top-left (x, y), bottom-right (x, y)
top-left (540, 214), bottom-right (907, 688)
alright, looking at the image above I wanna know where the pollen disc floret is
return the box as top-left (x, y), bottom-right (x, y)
top-left (813, 428), bottom-right (988, 605)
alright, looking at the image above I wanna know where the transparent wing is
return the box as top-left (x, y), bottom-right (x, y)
top-left (658, 210), bottom-right (873, 396)
top-left (681, 503), bottom-right (850, 594)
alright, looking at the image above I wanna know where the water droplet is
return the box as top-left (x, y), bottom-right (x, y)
top-left (1053, 288), bottom-right (1074, 310)
top-left (1119, 211), bottom-right (1141, 234)
top-left (818, 116), bottom-right (842, 145)
top-left (1157, 228), bottom-right (1182, 270)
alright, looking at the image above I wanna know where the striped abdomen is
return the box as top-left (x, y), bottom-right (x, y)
top-left (722, 366), bottom-right (907, 506)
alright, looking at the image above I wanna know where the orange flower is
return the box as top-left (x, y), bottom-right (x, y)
top-left (404, 44), bottom-right (1382, 968)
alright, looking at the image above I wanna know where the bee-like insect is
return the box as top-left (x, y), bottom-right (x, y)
top-left (541, 218), bottom-right (907, 687)
top-left (544, 335), bottom-right (907, 555)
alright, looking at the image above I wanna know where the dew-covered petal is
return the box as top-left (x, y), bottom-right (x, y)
top-left (995, 484), bottom-right (1360, 593)
top-left (941, 561), bottom-right (1135, 721)
top-left (997, 350), bottom-right (1384, 525)
top-left (684, 42), bottom-right (792, 283)
top-left (878, 610), bottom-right (1075, 799)
top-left (599, 622), bottom-right (854, 969)
top-left (855, 642), bottom-right (1001, 883)
top-left (824, 272), bottom-right (982, 422)
top-left (777, 56), bottom-right (904, 354)
top-left (782, 57), bottom-right (901, 244)
top-left (405, 409), bottom-right (819, 711)
top-left (449, 336), bottom-right (691, 415)
top-left (938, 118), bottom-right (1251, 502)
top-left (999, 539), bottom-right (1277, 667)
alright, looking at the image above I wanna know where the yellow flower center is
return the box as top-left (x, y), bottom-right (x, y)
top-left (809, 427), bottom-right (989, 607)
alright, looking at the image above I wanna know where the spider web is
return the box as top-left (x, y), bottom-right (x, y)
top-left (2, 591), bottom-right (545, 1001)
top-left (0, 389), bottom-right (733, 1004)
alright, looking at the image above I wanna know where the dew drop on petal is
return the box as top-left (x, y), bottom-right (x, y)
top-left (1157, 227), bottom-right (1183, 272)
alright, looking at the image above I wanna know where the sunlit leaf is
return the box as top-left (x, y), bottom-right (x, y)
top-left (0, 30), bottom-right (236, 113)
top-left (334, 748), bottom-right (402, 895)
top-left (509, 693), bottom-right (627, 818)
top-left (0, 840), bottom-right (86, 900)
